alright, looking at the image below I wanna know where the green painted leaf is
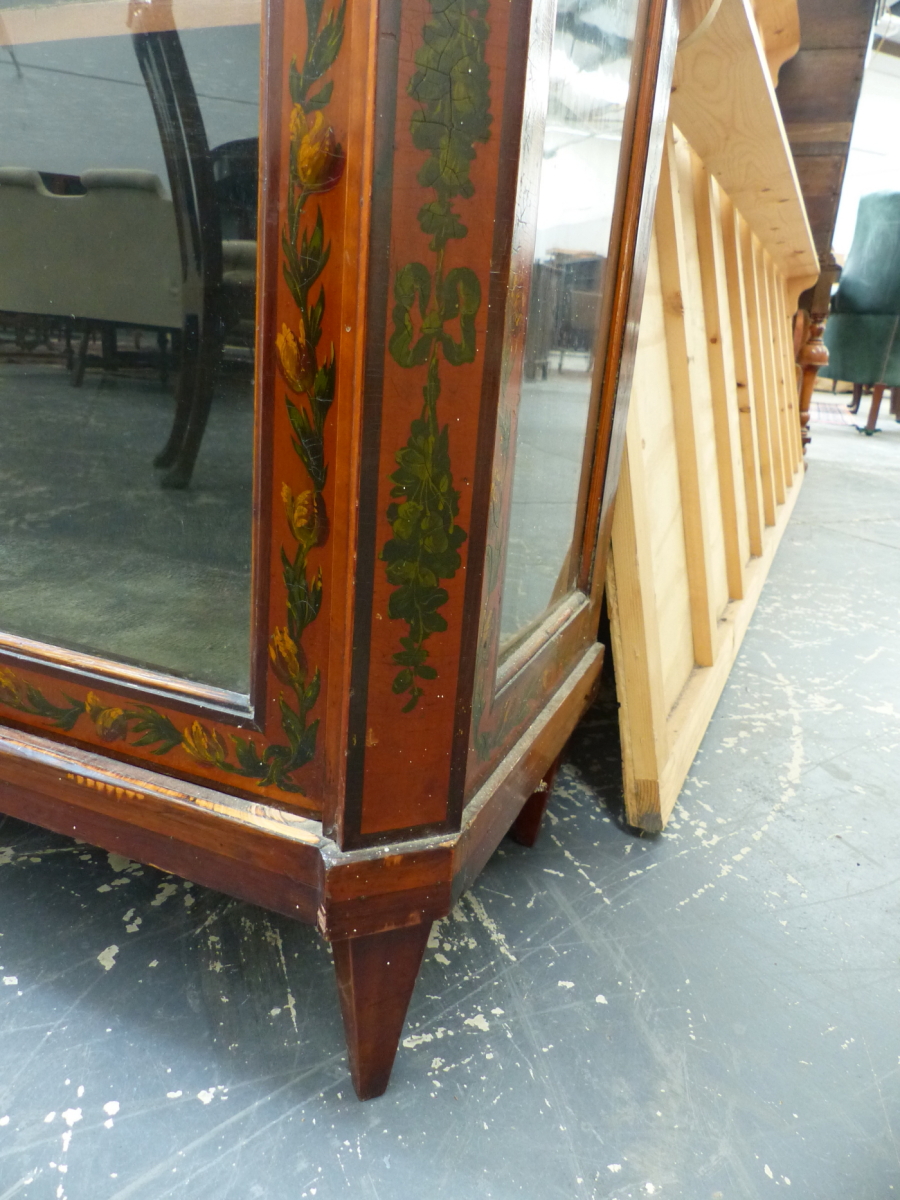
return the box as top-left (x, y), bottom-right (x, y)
top-left (289, 718), bottom-right (320, 771)
top-left (230, 734), bottom-right (267, 776)
top-left (417, 201), bottom-right (467, 250)
top-left (124, 707), bottom-right (181, 754)
top-left (308, 284), bottom-right (326, 346)
top-left (286, 399), bottom-right (327, 490)
top-left (279, 697), bottom-right (306, 751)
top-left (304, 669), bottom-right (321, 711)
top-left (306, 0), bottom-right (345, 85)
top-left (305, 80), bottom-right (334, 110)
top-left (392, 668), bottom-right (414, 694)
top-left (289, 56), bottom-right (306, 105)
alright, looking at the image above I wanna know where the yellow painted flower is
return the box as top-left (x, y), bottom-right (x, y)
top-left (269, 626), bottom-right (307, 687)
top-left (85, 692), bottom-right (127, 741)
top-left (289, 103), bottom-right (306, 145)
top-left (181, 721), bottom-right (227, 767)
top-left (282, 483), bottom-right (315, 544)
top-left (282, 483), bottom-right (329, 549)
top-left (0, 667), bottom-right (18, 700)
top-left (96, 707), bottom-right (127, 741)
top-left (276, 322), bottom-right (316, 394)
top-left (293, 109), bottom-right (344, 194)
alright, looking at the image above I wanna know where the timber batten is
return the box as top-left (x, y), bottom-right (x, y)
top-left (608, 0), bottom-right (813, 831)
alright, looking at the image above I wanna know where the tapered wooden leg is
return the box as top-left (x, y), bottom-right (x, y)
top-left (850, 382), bottom-right (863, 414)
top-left (332, 921), bottom-right (431, 1100)
top-left (509, 754), bottom-right (563, 848)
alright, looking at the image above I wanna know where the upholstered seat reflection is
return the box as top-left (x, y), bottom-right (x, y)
top-left (0, 167), bottom-right (182, 332)
top-left (0, 166), bottom-right (257, 484)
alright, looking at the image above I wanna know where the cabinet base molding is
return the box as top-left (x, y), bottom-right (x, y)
top-left (0, 644), bottom-right (602, 1097)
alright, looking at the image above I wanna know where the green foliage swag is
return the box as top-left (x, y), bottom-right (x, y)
top-left (382, 0), bottom-right (492, 711)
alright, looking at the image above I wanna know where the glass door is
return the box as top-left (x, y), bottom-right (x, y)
top-left (467, 0), bottom-right (672, 787)
top-left (0, 0), bottom-right (352, 815)
top-left (0, 0), bottom-right (260, 697)
top-left (499, 0), bottom-right (642, 653)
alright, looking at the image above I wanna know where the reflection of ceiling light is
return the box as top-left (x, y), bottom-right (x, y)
top-left (873, 9), bottom-right (900, 41)
top-left (556, 0), bottom-right (638, 42)
top-left (550, 44), bottom-right (630, 108)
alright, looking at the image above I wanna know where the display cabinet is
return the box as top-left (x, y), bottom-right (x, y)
top-left (0, 0), bottom-right (675, 1097)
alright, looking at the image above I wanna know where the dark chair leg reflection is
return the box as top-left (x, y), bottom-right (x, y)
top-left (152, 314), bottom-right (220, 489)
top-left (133, 13), bottom-right (224, 489)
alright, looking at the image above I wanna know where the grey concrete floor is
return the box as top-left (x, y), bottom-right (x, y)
top-left (1, 413), bottom-right (900, 1198)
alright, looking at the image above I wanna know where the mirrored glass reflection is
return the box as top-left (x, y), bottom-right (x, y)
top-left (0, 0), bottom-right (259, 693)
top-left (499, 0), bottom-right (639, 650)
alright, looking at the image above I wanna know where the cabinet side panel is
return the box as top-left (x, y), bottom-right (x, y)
top-left (342, 0), bottom-right (516, 842)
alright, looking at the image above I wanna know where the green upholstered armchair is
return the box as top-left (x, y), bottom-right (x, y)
top-left (820, 191), bottom-right (900, 434)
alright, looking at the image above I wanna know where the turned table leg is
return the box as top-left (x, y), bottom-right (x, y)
top-left (796, 255), bottom-right (840, 455)
top-left (332, 921), bottom-right (431, 1100)
top-left (509, 754), bottom-right (563, 848)
top-left (797, 311), bottom-right (828, 453)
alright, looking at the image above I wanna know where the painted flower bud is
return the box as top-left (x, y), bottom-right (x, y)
top-left (276, 322), bottom-right (316, 394)
top-left (181, 721), bottom-right (227, 767)
top-left (0, 668), bottom-right (19, 704)
top-left (282, 483), bottom-right (330, 549)
top-left (96, 707), bottom-right (128, 741)
top-left (294, 110), bottom-right (344, 195)
top-left (269, 626), bottom-right (307, 687)
top-left (85, 692), bottom-right (128, 741)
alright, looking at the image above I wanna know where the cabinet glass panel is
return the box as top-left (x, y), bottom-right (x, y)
top-left (0, 0), bottom-right (259, 693)
top-left (499, 0), bottom-right (640, 650)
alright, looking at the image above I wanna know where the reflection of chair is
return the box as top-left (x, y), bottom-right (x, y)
top-left (212, 138), bottom-right (259, 241)
top-left (132, 24), bottom-right (225, 488)
top-left (524, 262), bottom-right (562, 380)
top-left (522, 253), bottom-right (605, 379)
top-left (821, 192), bottom-right (900, 435)
top-left (221, 239), bottom-right (257, 336)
